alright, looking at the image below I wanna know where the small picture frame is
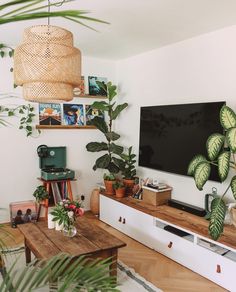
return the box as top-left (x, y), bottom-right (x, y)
top-left (88, 76), bottom-right (107, 96)
top-left (9, 200), bottom-right (37, 227)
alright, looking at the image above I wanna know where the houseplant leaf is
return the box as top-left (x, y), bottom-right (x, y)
top-left (206, 133), bottom-right (224, 161)
top-left (187, 155), bottom-right (206, 176)
top-left (231, 176), bottom-right (236, 200)
top-left (194, 161), bottom-right (211, 190)
top-left (105, 131), bottom-right (120, 141)
top-left (91, 101), bottom-right (109, 111)
top-left (220, 105), bottom-right (236, 130)
top-left (110, 143), bottom-right (123, 155)
top-left (226, 127), bottom-right (236, 153)
top-left (93, 154), bottom-right (110, 170)
top-left (107, 162), bottom-right (120, 173)
top-left (111, 103), bottom-right (128, 120)
top-left (218, 151), bottom-right (230, 181)
top-left (96, 80), bottom-right (107, 95)
top-left (91, 116), bottom-right (108, 133)
top-left (112, 157), bottom-right (126, 169)
top-left (86, 142), bottom-right (108, 152)
top-left (209, 198), bottom-right (226, 240)
top-left (107, 82), bottom-right (117, 101)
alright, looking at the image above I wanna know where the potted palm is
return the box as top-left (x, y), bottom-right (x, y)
top-left (86, 81), bottom-right (128, 194)
top-left (120, 146), bottom-right (137, 195)
top-left (113, 181), bottom-right (126, 198)
top-left (188, 105), bottom-right (236, 240)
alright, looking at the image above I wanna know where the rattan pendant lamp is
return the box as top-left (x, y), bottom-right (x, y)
top-left (14, 0), bottom-right (81, 103)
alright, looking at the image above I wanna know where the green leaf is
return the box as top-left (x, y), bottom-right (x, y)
top-left (194, 161), bottom-right (211, 190)
top-left (220, 105), bottom-right (236, 130)
top-left (111, 103), bottom-right (128, 120)
top-left (187, 155), bottom-right (206, 176)
top-left (231, 176), bottom-right (236, 200)
top-left (226, 127), bottom-right (236, 153)
top-left (107, 162), bottom-right (119, 174)
top-left (206, 133), bottom-right (224, 161)
top-left (105, 131), bottom-right (120, 141)
top-left (8, 111), bottom-right (14, 116)
top-left (91, 116), bottom-right (108, 133)
top-left (209, 198), bottom-right (226, 240)
top-left (218, 151), bottom-right (230, 182)
top-left (94, 154), bottom-right (110, 169)
top-left (107, 82), bottom-right (117, 100)
top-left (91, 101), bottom-right (109, 111)
top-left (9, 50), bottom-right (13, 57)
top-left (112, 157), bottom-right (125, 169)
top-left (96, 80), bottom-right (107, 94)
top-left (110, 143), bottom-right (123, 155)
top-left (0, 51), bottom-right (4, 57)
top-left (26, 125), bottom-right (32, 131)
top-left (86, 142), bottom-right (108, 152)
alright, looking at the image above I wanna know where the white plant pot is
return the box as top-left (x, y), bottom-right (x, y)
top-left (48, 213), bottom-right (55, 229)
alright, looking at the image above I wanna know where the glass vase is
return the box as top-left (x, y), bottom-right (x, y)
top-left (63, 225), bottom-right (77, 237)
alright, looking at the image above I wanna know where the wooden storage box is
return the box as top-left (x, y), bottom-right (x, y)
top-left (142, 186), bottom-right (172, 206)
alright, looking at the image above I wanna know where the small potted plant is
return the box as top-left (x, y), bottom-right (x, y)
top-left (120, 146), bottom-right (137, 195)
top-left (113, 181), bottom-right (126, 198)
top-left (33, 185), bottom-right (49, 203)
top-left (103, 173), bottom-right (116, 195)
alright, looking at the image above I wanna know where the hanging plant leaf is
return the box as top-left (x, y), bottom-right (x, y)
top-left (86, 142), bottom-right (108, 152)
top-left (109, 143), bottom-right (123, 155)
top-left (91, 116), bottom-right (108, 133)
top-left (93, 154), bottom-right (110, 170)
top-left (220, 105), bottom-right (236, 130)
top-left (209, 198), bottom-right (226, 240)
top-left (231, 176), bottom-right (236, 200)
top-left (91, 101), bottom-right (109, 111)
top-left (218, 151), bottom-right (230, 182)
top-left (187, 155), bottom-right (206, 176)
top-left (206, 133), bottom-right (224, 161)
top-left (105, 131), bottom-right (120, 141)
top-left (226, 127), bottom-right (236, 153)
top-left (194, 161), bottom-right (211, 190)
top-left (111, 103), bottom-right (128, 120)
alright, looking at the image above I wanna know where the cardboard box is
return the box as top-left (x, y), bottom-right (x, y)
top-left (142, 186), bottom-right (172, 206)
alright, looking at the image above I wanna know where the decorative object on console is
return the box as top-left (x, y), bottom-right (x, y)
top-left (142, 185), bottom-right (172, 206)
top-left (103, 173), bottom-right (116, 195)
top-left (86, 81), bottom-right (128, 174)
top-left (188, 105), bottom-right (236, 240)
top-left (168, 199), bottom-right (206, 217)
top-left (113, 181), bottom-right (126, 198)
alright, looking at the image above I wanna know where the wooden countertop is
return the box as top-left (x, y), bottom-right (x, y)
top-left (101, 194), bottom-right (236, 250)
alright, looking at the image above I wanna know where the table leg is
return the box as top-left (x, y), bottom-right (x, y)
top-left (109, 249), bottom-right (118, 279)
top-left (25, 240), bottom-right (31, 264)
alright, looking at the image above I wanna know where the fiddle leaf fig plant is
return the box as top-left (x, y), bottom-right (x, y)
top-left (86, 81), bottom-right (128, 174)
top-left (188, 105), bottom-right (236, 240)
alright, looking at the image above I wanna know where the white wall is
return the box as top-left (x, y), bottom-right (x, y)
top-left (116, 25), bottom-right (236, 208)
top-left (0, 55), bottom-right (116, 222)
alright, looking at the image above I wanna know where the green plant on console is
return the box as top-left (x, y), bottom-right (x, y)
top-left (86, 81), bottom-right (128, 174)
top-left (32, 185), bottom-right (49, 203)
top-left (103, 173), bottom-right (116, 181)
top-left (120, 146), bottom-right (137, 179)
top-left (113, 181), bottom-right (125, 190)
top-left (188, 105), bottom-right (236, 240)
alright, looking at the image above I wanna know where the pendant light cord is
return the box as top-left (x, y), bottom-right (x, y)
top-left (47, 0), bottom-right (50, 26)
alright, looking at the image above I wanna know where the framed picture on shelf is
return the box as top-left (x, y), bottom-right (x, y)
top-left (39, 103), bottom-right (61, 125)
top-left (73, 76), bottom-right (85, 97)
top-left (88, 76), bottom-right (107, 96)
top-left (85, 104), bottom-right (104, 125)
top-left (9, 200), bottom-right (37, 227)
top-left (63, 104), bottom-right (85, 126)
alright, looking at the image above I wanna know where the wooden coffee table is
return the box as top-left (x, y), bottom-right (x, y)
top-left (18, 216), bottom-right (126, 278)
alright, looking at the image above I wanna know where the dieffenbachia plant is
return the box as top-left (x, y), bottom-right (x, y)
top-left (86, 81), bottom-right (128, 174)
top-left (188, 105), bottom-right (236, 240)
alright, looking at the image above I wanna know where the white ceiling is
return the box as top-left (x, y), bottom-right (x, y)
top-left (2, 0), bottom-right (236, 60)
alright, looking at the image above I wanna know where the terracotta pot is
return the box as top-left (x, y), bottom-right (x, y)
top-left (123, 179), bottom-right (135, 196)
top-left (104, 180), bottom-right (115, 195)
top-left (90, 188), bottom-right (100, 215)
top-left (115, 187), bottom-right (126, 198)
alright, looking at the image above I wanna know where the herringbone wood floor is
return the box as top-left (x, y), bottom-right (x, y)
top-left (1, 213), bottom-right (227, 292)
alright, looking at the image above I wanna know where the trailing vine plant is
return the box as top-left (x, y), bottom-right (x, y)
top-left (188, 105), bottom-right (236, 240)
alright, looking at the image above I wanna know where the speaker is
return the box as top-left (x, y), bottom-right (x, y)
top-left (168, 199), bottom-right (206, 217)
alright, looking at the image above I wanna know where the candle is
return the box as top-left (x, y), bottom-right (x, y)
top-left (48, 213), bottom-right (55, 229)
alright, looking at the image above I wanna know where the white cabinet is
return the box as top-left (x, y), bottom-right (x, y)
top-left (99, 194), bottom-right (236, 291)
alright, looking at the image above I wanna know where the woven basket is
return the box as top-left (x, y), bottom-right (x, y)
top-left (14, 25), bottom-right (81, 102)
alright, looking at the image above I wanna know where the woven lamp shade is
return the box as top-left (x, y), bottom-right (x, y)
top-left (14, 25), bottom-right (81, 103)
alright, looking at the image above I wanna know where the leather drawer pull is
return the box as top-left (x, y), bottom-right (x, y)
top-left (118, 216), bottom-right (122, 222)
top-left (123, 218), bottom-right (126, 224)
top-left (168, 241), bottom-right (173, 248)
top-left (216, 264), bottom-right (221, 273)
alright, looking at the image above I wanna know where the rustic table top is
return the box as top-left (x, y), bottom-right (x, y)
top-left (18, 216), bottom-right (126, 260)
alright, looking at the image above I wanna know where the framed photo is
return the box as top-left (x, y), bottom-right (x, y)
top-left (63, 104), bottom-right (84, 126)
top-left (9, 200), bottom-right (37, 227)
top-left (88, 76), bottom-right (107, 96)
top-left (39, 103), bottom-right (61, 125)
top-left (85, 104), bottom-right (105, 125)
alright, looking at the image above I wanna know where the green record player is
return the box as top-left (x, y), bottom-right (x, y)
top-left (37, 145), bottom-right (75, 181)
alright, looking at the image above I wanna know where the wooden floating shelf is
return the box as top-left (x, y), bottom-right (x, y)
top-left (75, 94), bottom-right (107, 99)
top-left (36, 125), bottom-right (97, 130)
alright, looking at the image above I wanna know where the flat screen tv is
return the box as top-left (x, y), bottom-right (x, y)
top-left (138, 101), bottom-right (225, 181)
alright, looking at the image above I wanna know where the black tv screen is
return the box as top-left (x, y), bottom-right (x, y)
top-left (138, 101), bottom-right (225, 181)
